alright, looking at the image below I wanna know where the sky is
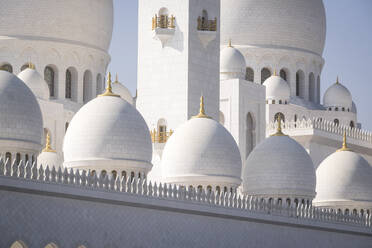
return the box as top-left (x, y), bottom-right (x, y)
top-left (108, 0), bottom-right (372, 130)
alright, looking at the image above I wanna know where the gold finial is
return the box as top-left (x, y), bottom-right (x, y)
top-left (271, 114), bottom-right (286, 136)
top-left (337, 131), bottom-right (351, 152)
top-left (273, 69), bottom-right (277, 76)
top-left (99, 72), bottom-right (120, 97)
top-left (28, 61), bottom-right (35, 70)
top-left (43, 132), bottom-right (56, 153)
top-left (228, 39), bottom-right (232, 47)
top-left (192, 95), bottom-right (211, 119)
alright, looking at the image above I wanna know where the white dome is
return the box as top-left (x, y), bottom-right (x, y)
top-left (221, 0), bottom-right (326, 56)
top-left (220, 44), bottom-right (246, 80)
top-left (162, 115), bottom-right (242, 188)
top-left (323, 80), bottom-right (352, 110)
top-left (63, 92), bottom-right (152, 172)
top-left (243, 134), bottom-right (316, 199)
top-left (112, 80), bottom-right (134, 105)
top-left (37, 152), bottom-right (63, 169)
top-left (263, 75), bottom-right (290, 101)
top-left (0, 0), bottom-right (113, 51)
top-left (315, 148), bottom-right (372, 206)
top-left (17, 68), bottom-right (49, 100)
top-left (0, 71), bottom-right (43, 151)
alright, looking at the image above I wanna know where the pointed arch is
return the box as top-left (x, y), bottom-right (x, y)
top-left (10, 241), bottom-right (28, 248)
top-left (246, 113), bottom-right (256, 158)
top-left (245, 67), bottom-right (254, 82)
top-left (261, 67), bottom-right (271, 84)
top-left (96, 73), bottom-right (103, 95)
top-left (44, 243), bottom-right (58, 248)
top-left (83, 70), bottom-right (93, 103)
top-left (317, 75), bottom-right (321, 104)
top-left (296, 70), bottom-right (305, 98)
top-left (309, 72), bottom-right (315, 102)
top-left (44, 65), bottom-right (58, 97)
top-left (0, 63), bottom-right (13, 73)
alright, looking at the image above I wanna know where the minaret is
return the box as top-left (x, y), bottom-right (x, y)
top-left (136, 0), bottom-right (220, 132)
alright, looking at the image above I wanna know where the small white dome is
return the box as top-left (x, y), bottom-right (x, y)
top-left (18, 68), bottom-right (49, 100)
top-left (38, 152), bottom-right (63, 169)
top-left (315, 145), bottom-right (372, 208)
top-left (323, 79), bottom-right (352, 110)
top-left (220, 43), bottom-right (246, 80)
top-left (0, 71), bottom-right (43, 152)
top-left (112, 79), bottom-right (134, 105)
top-left (162, 107), bottom-right (242, 188)
top-left (263, 74), bottom-right (290, 101)
top-left (63, 86), bottom-right (152, 173)
top-left (243, 132), bottom-right (316, 200)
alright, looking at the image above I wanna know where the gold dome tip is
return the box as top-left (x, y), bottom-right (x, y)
top-left (271, 114), bottom-right (286, 136)
top-left (28, 61), bottom-right (35, 70)
top-left (337, 131), bottom-right (351, 152)
top-left (98, 72), bottom-right (120, 97)
top-left (273, 69), bottom-right (277, 76)
top-left (228, 39), bottom-right (232, 47)
top-left (192, 95), bottom-right (211, 119)
top-left (42, 132), bottom-right (56, 153)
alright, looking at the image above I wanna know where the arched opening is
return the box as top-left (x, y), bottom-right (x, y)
top-left (83, 70), bottom-right (93, 103)
top-left (280, 69), bottom-right (288, 81)
top-left (274, 112), bottom-right (285, 123)
top-left (96, 73), bottom-right (103, 95)
top-left (16, 153), bottom-right (21, 165)
top-left (245, 67), bottom-right (254, 82)
top-left (21, 63), bottom-right (32, 71)
top-left (121, 171), bottom-right (127, 180)
top-left (334, 119), bottom-right (339, 126)
top-left (296, 70), bottom-right (305, 98)
top-left (246, 113), bottom-right (255, 158)
top-left (66, 67), bottom-right (78, 101)
top-left (216, 186), bottom-right (221, 194)
top-left (219, 111), bottom-right (225, 126)
top-left (25, 154), bottom-right (29, 162)
top-left (130, 171), bottom-right (135, 182)
top-left (44, 66), bottom-right (57, 97)
top-left (65, 122), bottom-right (69, 132)
top-left (111, 170), bottom-right (117, 179)
top-left (207, 185), bottom-right (212, 193)
top-left (0, 63), bottom-right (13, 73)
top-left (5, 152), bottom-right (11, 162)
top-left (309, 72), bottom-right (315, 102)
top-left (350, 121), bottom-right (355, 128)
top-left (10, 240), bottom-right (28, 248)
top-left (317, 75), bottom-right (321, 104)
top-left (261, 68), bottom-right (271, 84)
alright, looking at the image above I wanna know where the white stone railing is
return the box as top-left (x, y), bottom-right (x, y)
top-left (267, 119), bottom-right (372, 143)
top-left (0, 158), bottom-right (371, 229)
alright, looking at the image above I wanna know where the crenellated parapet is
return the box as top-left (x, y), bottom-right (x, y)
top-left (0, 157), bottom-right (371, 229)
top-left (267, 119), bottom-right (372, 144)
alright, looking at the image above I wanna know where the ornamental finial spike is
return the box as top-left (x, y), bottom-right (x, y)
top-left (228, 39), bottom-right (232, 47)
top-left (115, 73), bottom-right (119, 83)
top-left (28, 61), bottom-right (35, 70)
top-left (43, 131), bottom-right (56, 153)
top-left (273, 69), bottom-right (277, 76)
top-left (337, 131), bottom-right (351, 152)
top-left (192, 95), bottom-right (211, 119)
top-left (271, 114), bottom-right (286, 136)
top-left (99, 72), bottom-right (120, 97)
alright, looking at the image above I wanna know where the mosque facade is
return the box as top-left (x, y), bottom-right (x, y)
top-left (0, 0), bottom-right (372, 247)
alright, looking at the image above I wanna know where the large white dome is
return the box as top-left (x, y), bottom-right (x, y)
top-left (243, 132), bottom-right (316, 200)
top-left (263, 74), bottom-right (290, 102)
top-left (63, 88), bottom-right (152, 172)
top-left (221, 0), bottom-right (326, 56)
top-left (315, 145), bottom-right (372, 208)
top-left (0, 71), bottom-right (43, 151)
top-left (162, 106), bottom-right (242, 189)
top-left (0, 0), bottom-right (113, 51)
top-left (220, 43), bottom-right (246, 80)
top-left (323, 79), bottom-right (352, 110)
top-left (18, 68), bottom-right (49, 100)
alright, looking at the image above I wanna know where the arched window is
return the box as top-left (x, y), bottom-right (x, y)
top-left (65, 122), bottom-right (69, 131)
top-left (246, 113), bottom-right (255, 158)
top-left (317, 75), bottom-right (321, 103)
top-left (207, 185), bottom-right (212, 193)
top-left (21, 64), bottom-right (31, 71)
top-left (216, 186), bottom-right (221, 193)
top-left (130, 171), bottom-right (135, 182)
top-left (280, 69), bottom-right (287, 81)
top-left (44, 66), bottom-right (55, 97)
top-left (122, 171), bottom-right (127, 180)
top-left (65, 69), bottom-right (72, 99)
top-left (25, 154), bottom-right (29, 162)
top-left (296, 70), bottom-right (305, 98)
top-left (274, 112), bottom-right (285, 123)
top-left (334, 119), bottom-right (339, 126)
top-left (261, 68), bottom-right (271, 84)
top-left (10, 240), bottom-right (28, 248)
top-left (16, 153), bottom-right (21, 165)
top-left (335, 107), bottom-right (338, 111)
top-left (350, 121), bottom-right (355, 128)
top-left (111, 170), bottom-right (117, 179)
top-left (5, 152), bottom-right (11, 162)
top-left (83, 70), bottom-right (93, 103)
top-left (96, 73), bottom-right (103, 95)
top-left (294, 114), bottom-right (298, 122)
top-left (0, 63), bottom-right (13, 73)
top-left (219, 111), bottom-right (225, 125)
top-left (246, 67), bottom-right (254, 82)
top-left (309, 72), bottom-right (315, 102)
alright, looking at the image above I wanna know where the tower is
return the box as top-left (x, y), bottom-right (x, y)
top-left (137, 0), bottom-right (220, 135)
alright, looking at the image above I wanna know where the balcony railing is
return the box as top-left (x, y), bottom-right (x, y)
top-left (197, 17), bottom-right (217, 31)
top-left (152, 15), bottom-right (176, 30)
top-left (150, 129), bottom-right (174, 143)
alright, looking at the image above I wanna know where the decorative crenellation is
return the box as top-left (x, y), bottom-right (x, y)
top-left (0, 157), bottom-right (371, 229)
top-left (267, 119), bottom-right (372, 144)
top-left (197, 16), bottom-right (217, 31)
top-left (152, 14), bottom-right (175, 30)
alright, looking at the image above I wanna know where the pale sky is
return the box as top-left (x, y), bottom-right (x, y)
top-left (108, 0), bottom-right (372, 130)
